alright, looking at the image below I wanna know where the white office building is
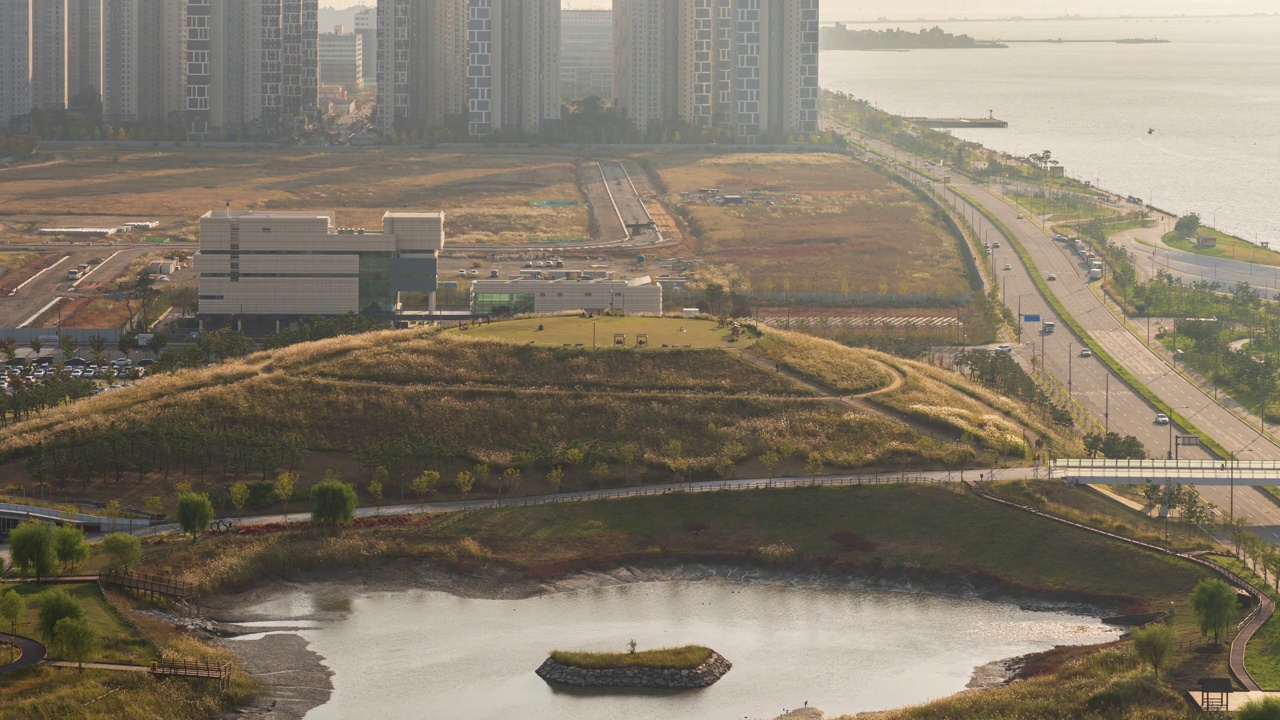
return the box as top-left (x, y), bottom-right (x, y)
top-left (353, 6), bottom-right (375, 84)
top-left (472, 277), bottom-right (663, 316)
top-left (196, 210), bottom-right (445, 322)
top-left (319, 24), bottom-right (362, 91)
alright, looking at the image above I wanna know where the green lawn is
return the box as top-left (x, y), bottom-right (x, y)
top-left (1162, 229), bottom-right (1280, 268)
top-left (550, 645), bottom-right (712, 670)
top-left (5, 583), bottom-right (157, 665)
top-left (451, 316), bottom-right (755, 349)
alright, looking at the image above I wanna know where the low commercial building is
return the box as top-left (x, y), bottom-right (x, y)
top-left (471, 276), bottom-right (662, 316)
top-left (196, 210), bottom-right (443, 327)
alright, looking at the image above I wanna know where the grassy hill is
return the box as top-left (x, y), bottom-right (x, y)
top-left (0, 318), bottom-right (1067, 514)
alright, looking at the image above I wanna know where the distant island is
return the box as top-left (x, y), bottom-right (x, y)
top-left (820, 25), bottom-right (1007, 51)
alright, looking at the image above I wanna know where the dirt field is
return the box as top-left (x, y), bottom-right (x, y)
top-left (0, 147), bottom-right (590, 245)
top-left (647, 152), bottom-right (974, 301)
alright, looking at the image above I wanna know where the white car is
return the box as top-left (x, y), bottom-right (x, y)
top-left (1155, 413), bottom-right (1170, 425)
top-left (1003, 263), bottom-right (1013, 271)
top-left (995, 344), bottom-right (1013, 355)
top-left (1047, 273), bottom-right (1057, 281)
top-left (1079, 348), bottom-right (1093, 358)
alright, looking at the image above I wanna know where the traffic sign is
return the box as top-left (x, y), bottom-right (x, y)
top-left (1023, 314), bottom-right (1041, 323)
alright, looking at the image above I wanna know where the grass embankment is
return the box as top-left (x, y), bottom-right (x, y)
top-left (144, 484), bottom-right (1206, 607)
top-left (990, 480), bottom-right (1210, 552)
top-left (1162, 228), bottom-right (1280, 268)
top-left (648, 151), bottom-right (974, 302)
top-left (549, 646), bottom-right (712, 671)
top-left (0, 147), bottom-right (589, 245)
top-left (0, 322), bottom-right (1052, 514)
top-left (955, 188), bottom-right (1231, 461)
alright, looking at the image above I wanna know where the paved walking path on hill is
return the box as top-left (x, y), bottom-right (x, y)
top-left (0, 632), bottom-right (45, 675)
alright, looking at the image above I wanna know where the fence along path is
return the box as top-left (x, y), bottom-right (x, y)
top-left (963, 480), bottom-right (1271, 692)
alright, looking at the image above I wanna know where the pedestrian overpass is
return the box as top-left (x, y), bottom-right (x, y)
top-left (1053, 459), bottom-right (1280, 486)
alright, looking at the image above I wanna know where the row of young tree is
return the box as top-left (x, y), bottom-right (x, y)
top-left (952, 348), bottom-right (1075, 428)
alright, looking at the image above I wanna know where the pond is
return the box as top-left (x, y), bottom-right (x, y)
top-left (230, 580), bottom-right (1122, 719)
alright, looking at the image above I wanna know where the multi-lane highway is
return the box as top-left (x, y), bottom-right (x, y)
top-left (823, 118), bottom-right (1280, 540)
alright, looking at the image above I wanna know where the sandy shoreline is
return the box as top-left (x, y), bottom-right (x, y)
top-left (207, 561), bottom-right (1115, 720)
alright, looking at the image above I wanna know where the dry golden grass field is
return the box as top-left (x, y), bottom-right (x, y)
top-left (0, 321), bottom-right (1062, 513)
top-left (648, 152), bottom-right (973, 299)
top-left (0, 147), bottom-right (589, 245)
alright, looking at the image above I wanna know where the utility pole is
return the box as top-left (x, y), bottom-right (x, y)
top-left (1068, 342), bottom-right (1073, 395)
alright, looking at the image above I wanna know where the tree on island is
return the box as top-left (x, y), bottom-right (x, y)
top-left (1131, 624), bottom-right (1176, 678)
top-left (1175, 213), bottom-right (1202, 237)
top-left (1189, 578), bottom-right (1238, 644)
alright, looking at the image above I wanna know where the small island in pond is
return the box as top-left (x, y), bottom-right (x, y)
top-left (820, 25), bottom-right (1007, 50)
top-left (536, 645), bottom-right (732, 689)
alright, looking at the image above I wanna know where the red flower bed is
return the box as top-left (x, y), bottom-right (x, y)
top-left (236, 514), bottom-right (430, 535)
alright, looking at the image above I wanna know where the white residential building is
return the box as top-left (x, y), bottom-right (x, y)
top-left (353, 6), bottom-right (375, 84)
top-left (30, 0), bottom-right (68, 111)
top-left (102, 0), bottom-right (186, 126)
top-left (67, 0), bottom-right (102, 103)
top-left (466, 0), bottom-right (560, 136)
top-left (0, 1), bottom-right (34, 128)
top-left (375, 0), bottom-right (466, 137)
top-left (613, 0), bottom-right (819, 139)
top-left (560, 9), bottom-right (611, 101)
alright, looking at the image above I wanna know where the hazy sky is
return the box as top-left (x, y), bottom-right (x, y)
top-left (324, 1), bottom-right (1275, 20)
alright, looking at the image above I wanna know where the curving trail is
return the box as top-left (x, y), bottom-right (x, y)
top-left (0, 632), bottom-right (45, 675)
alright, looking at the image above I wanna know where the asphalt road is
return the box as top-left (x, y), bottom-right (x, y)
top-left (822, 118), bottom-right (1280, 541)
top-left (0, 245), bottom-right (169, 329)
top-left (1120, 228), bottom-right (1280, 299)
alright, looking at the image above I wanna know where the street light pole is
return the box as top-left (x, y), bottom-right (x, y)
top-left (1068, 342), bottom-right (1073, 395)
top-left (1105, 374), bottom-right (1110, 432)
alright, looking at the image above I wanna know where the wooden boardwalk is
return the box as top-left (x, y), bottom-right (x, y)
top-left (98, 569), bottom-right (200, 615)
top-left (44, 658), bottom-right (232, 688)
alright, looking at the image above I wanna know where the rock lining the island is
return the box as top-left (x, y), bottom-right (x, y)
top-left (535, 651), bottom-right (732, 689)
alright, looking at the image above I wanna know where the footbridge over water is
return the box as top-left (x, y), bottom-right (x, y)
top-left (1054, 459), bottom-right (1280, 486)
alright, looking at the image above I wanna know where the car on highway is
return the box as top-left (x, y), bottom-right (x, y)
top-left (1047, 273), bottom-right (1057, 281)
top-left (1079, 348), bottom-right (1093, 358)
top-left (1003, 263), bottom-right (1012, 271)
top-left (1154, 413), bottom-right (1170, 425)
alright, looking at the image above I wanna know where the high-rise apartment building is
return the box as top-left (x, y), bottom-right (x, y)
top-left (0, 1), bottom-right (34, 128)
top-left (67, 0), bottom-right (102, 104)
top-left (612, 0), bottom-right (676, 132)
top-left (319, 25), bottom-right (362, 91)
top-left (466, 0), bottom-right (560, 136)
top-left (375, 0), bottom-right (466, 137)
top-left (560, 9), bottom-right (612, 102)
top-left (30, 0), bottom-right (68, 110)
top-left (185, 0), bottom-right (318, 140)
top-left (102, 0), bottom-right (186, 126)
top-left (614, 0), bottom-right (819, 139)
top-left (353, 6), bottom-right (375, 84)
